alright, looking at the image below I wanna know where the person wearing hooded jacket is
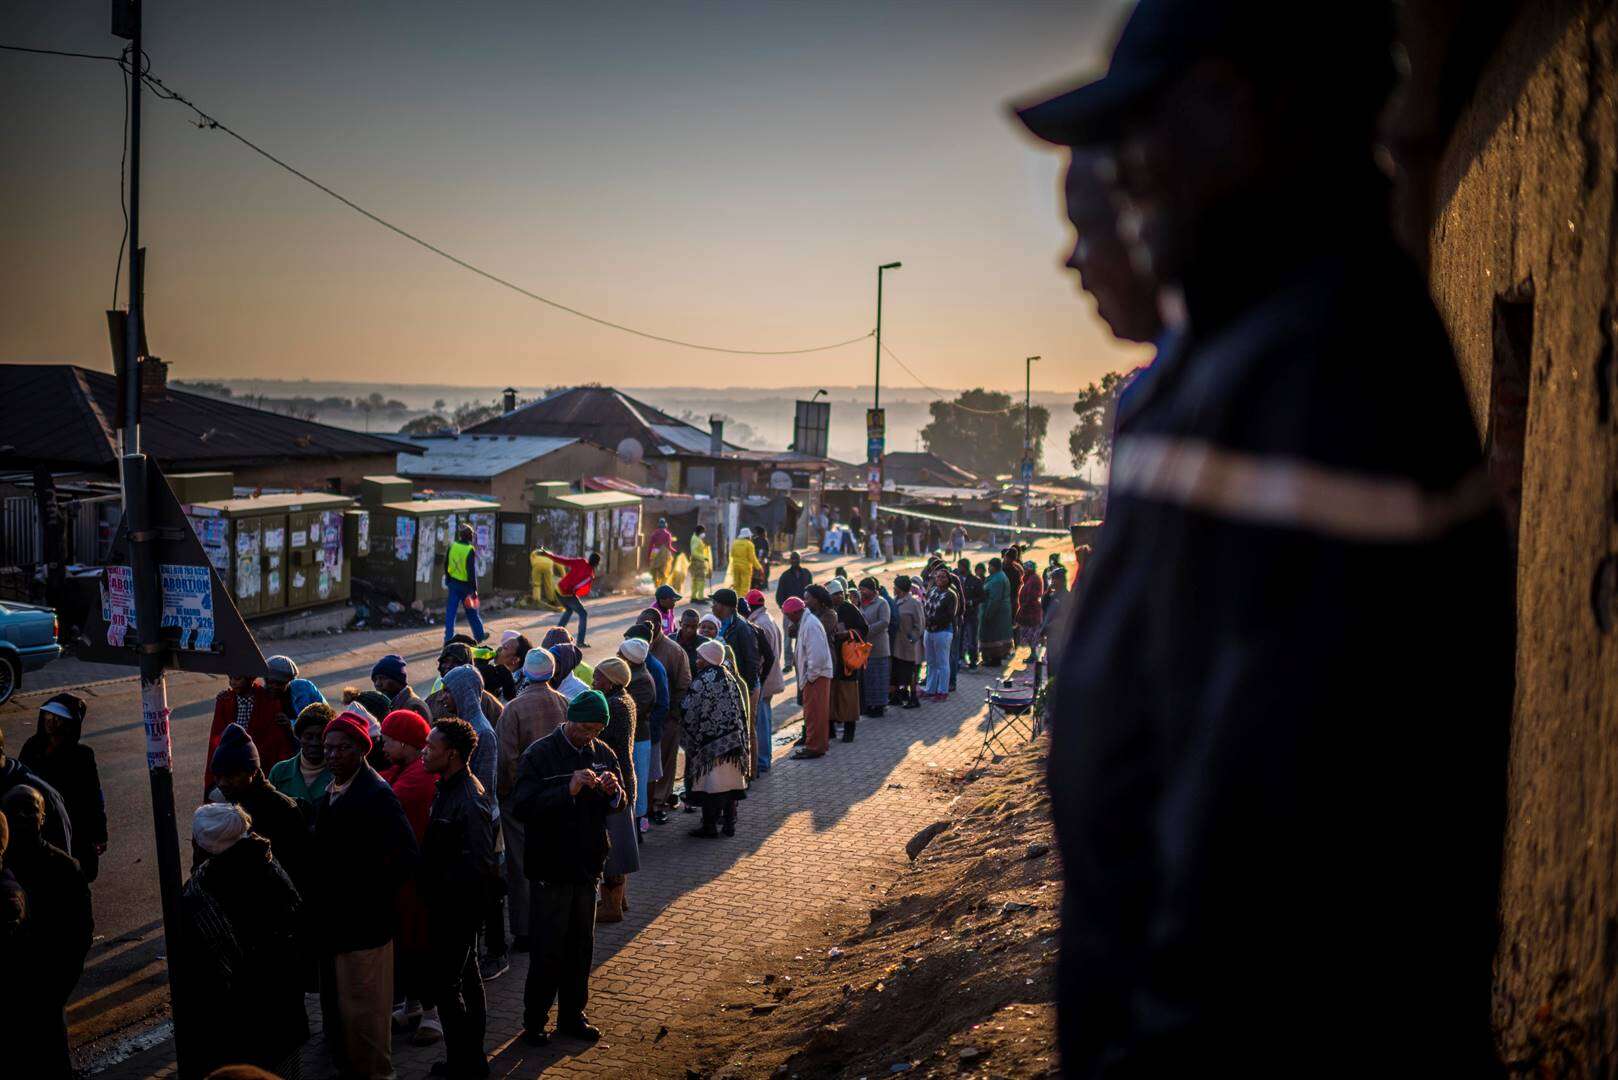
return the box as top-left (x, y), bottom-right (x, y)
top-left (727, 527), bottom-right (762, 594)
top-left (589, 657), bottom-right (639, 923)
top-left (0, 725), bottom-right (72, 857)
top-left (178, 802), bottom-right (307, 1078)
top-left (442, 663), bottom-right (510, 982)
top-left (3, 784), bottom-right (92, 1080)
top-left (618, 631), bottom-right (665, 832)
top-left (20, 692), bottom-right (106, 882)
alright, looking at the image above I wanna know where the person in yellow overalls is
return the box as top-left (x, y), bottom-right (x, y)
top-left (688, 525), bottom-right (712, 601)
top-left (529, 550), bottom-right (562, 611)
top-left (728, 527), bottom-right (762, 594)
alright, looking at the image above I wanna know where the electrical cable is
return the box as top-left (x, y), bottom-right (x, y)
top-left (880, 343), bottom-right (1018, 415)
top-left (0, 44), bottom-right (124, 61)
top-left (112, 46), bottom-right (131, 308)
top-left (132, 66), bottom-right (875, 357)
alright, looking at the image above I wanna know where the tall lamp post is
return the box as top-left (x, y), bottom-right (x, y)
top-left (1023, 355), bottom-right (1041, 525)
top-left (871, 261), bottom-right (901, 540)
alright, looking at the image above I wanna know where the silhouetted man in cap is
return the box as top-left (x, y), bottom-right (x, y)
top-left (1017, 2), bottom-right (1512, 1075)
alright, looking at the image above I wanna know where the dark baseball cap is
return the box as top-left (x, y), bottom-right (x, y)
top-left (654, 584), bottom-right (681, 602)
top-left (1014, 0), bottom-right (1394, 147)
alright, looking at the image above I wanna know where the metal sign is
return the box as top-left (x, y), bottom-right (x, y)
top-left (79, 460), bottom-right (267, 678)
top-left (792, 399), bottom-right (832, 459)
top-left (866, 407), bottom-right (885, 439)
top-left (867, 435), bottom-right (885, 462)
top-left (1020, 458), bottom-right (1035, 484)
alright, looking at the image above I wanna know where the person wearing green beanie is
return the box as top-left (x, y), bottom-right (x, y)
top-left (509, 686), bottom-right (625, 1045)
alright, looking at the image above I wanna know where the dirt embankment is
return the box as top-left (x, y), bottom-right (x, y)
top-left (673, 735), bottom-right (1059, 1079)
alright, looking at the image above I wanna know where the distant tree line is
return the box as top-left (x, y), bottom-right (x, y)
top-left (176, 381), bottom-right (408, 421)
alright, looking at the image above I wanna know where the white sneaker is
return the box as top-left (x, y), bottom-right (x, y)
top-left (413, 1010), bottom-right (443, 1045)
top-left (391, 1000), bottom-right (421, 1030)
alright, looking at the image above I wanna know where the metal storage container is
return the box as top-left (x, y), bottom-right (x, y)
top-left (184, 491), bottom-right (357, 617)
top-left (357, 496), bottom-right (497, 607)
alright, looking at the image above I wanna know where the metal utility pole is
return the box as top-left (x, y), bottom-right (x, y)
top-left (870, 261), bottom-right (900, 540)
top-left (114, 0), bottom-right (187, 1069)
top-left (1023, 355), bottom-right (1040, 525)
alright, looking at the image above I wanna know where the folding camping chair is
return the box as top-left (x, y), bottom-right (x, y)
top-left (972, 647), bottom-right (1045, 770)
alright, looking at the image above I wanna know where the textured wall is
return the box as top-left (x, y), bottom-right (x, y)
top-left (1425, 1), bottom-right (1618, 1070)
top-left (233, 453), bottom-right (399, 496)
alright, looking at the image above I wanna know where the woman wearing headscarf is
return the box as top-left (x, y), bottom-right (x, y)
top-left (681, 639), bottom-right (750, 838)
top-left (890, 576), bottom-right (924, 709)
top-left (589, 657), bottom-right (639, 922)
top-left (1014, 559), bottom-right (1045, 651)
top-left (177, 803), bottom-right (307, 1078)
top-left (977, 557), bottom-right (1015, 668)
top-left (619, 632), bottom-right (666, 832)
top-left (20, 693), bottom-right (107, 882)
top-left (856, 578), bottom-right (891, 720)
top-left (541, 628), bottom-right (592, 699)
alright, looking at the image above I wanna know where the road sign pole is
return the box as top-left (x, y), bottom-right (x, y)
top-left (115, 1), bottom-right (187, 1069)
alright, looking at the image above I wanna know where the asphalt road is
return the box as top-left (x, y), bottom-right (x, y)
top-left (0, 542), bottom-right (1017, 1070)
top-left (0, 590), bottom-right (659, 1068)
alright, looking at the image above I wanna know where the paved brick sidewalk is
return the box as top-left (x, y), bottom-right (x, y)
top-left (96, 649), bottom-right (1021, 1079)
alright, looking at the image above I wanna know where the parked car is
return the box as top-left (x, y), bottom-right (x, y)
top-left (0, 600), bottom-right (61, 706)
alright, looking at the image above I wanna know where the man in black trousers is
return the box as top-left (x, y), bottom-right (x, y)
top-left (420, 718), bottom-right (499, 1078)
top-left (511, 689), bottom-right (625, 1045)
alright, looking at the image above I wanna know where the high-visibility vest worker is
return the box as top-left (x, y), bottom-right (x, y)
top-left (446, 531), bottom-right (476, 585)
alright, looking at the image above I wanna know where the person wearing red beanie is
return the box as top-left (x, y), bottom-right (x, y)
top-left (378, 710), bottom-right (438, 1043)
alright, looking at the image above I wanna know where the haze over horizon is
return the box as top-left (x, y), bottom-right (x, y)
top-left (2, 1), bottom-right (1145, 394)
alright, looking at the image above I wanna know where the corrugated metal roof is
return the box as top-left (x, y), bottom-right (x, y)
top-left (395, 434), bottom-right (579, 479)
top-left (0, 364), bottom-right (414, 473)
top-left (464, 385), bottom-right (742, 458)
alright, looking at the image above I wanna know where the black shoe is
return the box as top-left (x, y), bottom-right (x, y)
top-left (870, 707), bottom-right (885, 717)
top-left (790, 749), bottom-right (824, 759)
top-left (683, 802), bottom-right (698, 813)
top-left (512, 934), bottom-right (531, 953)
top-left (841, 731), bottom-right (855, 743)
top-left (722, 821), bottom-right (736, 837)
top-left (558, 1017), bottom-right (601, 1042)
top-left (651, 810), bottom-right (670, 825)
top-left (522, 1028), bottom-right (550, 1046)
top-left (690, 824), bottom-right (720, 838)
top-left (902, 700), bottom-right (921, 710)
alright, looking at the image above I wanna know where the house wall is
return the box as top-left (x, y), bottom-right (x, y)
top-left (1422, 2), bottom-right (1618, 1068)
top-left (401, 442), bottom-right (651, 509)
top-left (230, 454), bottom-right (400, 496)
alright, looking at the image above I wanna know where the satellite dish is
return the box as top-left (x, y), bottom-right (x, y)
top-left (617, 437), bottom-right (645, 463)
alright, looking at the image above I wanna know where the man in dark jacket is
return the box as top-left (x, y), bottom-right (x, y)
top-left (710, 588), bottom-right (760, 700)
top-left (421, 718), bottom-right (500, 1078)
top-left (20, 692), bottom-right (106, 882)
top-left (0, 727), bottom-right (71, 856)
top-left (3, 784), bottom-right (92, 1080)
top-left (511, 690), bottom-right (625, 1045)
top-left (210, 723), bottom-right (313, 895)
top-left (1017, 3), bottom-right (1512, 1075)
top-left (312, 711), bottom-right (420, 1079)
top-left (956, 558), bottom-right (984, 670)
top-left (775, 553), bottom-right (812, 674)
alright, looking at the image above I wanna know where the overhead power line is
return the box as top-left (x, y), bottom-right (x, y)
top-left (0, 43), bottom-right (124, 61)
top-left (880, 343), bottom-right (1017, 415)
top-left (132, 64), bottom-right (874, 357)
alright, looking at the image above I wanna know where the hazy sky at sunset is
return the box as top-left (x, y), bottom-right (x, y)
top-left (2, 1), bottom-right (1144, 393)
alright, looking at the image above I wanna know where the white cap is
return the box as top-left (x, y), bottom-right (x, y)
top-left (738, 527), bottom-right (752, 539)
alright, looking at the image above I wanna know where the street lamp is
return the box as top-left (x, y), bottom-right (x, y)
top-left (1023, 356), bottom-right (1040, 524)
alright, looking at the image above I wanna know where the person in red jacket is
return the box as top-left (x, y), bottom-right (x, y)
top-left (378, 709), bottom-right (441, 1044)
top-left (538, 549), bottom-right (600, 648)
top-left (205, 673), bottom-right (296, 797)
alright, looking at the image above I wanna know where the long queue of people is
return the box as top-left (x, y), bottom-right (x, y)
top-left (0, 540), bottom-right (1065, 1079)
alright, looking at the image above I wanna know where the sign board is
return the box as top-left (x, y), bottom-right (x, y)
top-left (867, 435), bottom-right (885, 462)
top-left (1020, 458), bottom-right (1035, 484)
top-left (792, 399), bottom-right (832, 459)
top-left (866, 407), bottom-right (885, 439)
top-left (79, 459), bottom-right (267, 678)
